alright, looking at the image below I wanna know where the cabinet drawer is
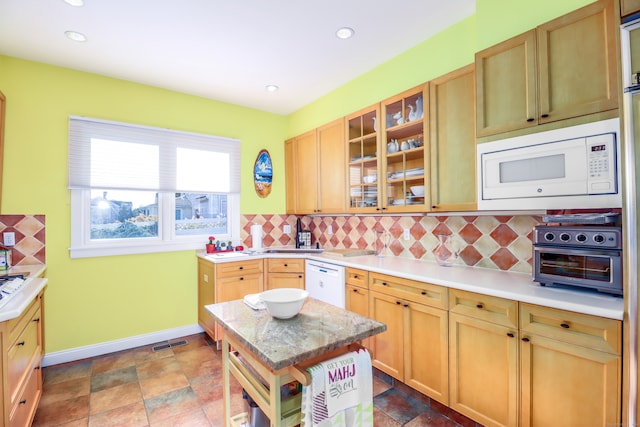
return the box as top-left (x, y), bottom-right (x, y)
top-left (8, 308), bottom-right (41, 406)
top-left (9, 360), bottom-right (41, 427)
top-left (266, 258), bottom-right (304, 273)
top-left (8, 295), bottom-right (40, 345)
top-left (346, 268), bottom-right (368, 289)
top-left (449, 289), bottom-right (517, 328)
top-left (520, 303), bottom-right (621, 355)
top-left (216, 259), bottom-right (263, 278)
top-left (369, 273), bottom-right (447, 309)
top-left (216, 274), bottom-right (263, 302)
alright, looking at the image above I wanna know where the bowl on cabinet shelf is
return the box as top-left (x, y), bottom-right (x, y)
top-left (410, 185), bottom-right (425, 197)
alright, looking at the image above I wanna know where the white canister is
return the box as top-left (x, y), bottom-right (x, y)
top-left (250, 224), bottom-right (263, 250)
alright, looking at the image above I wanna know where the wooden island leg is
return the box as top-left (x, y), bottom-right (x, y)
top-left (222, 335), bottom-right (232, 427)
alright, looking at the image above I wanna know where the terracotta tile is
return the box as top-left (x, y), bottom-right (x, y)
top-left (410, 222), bottom-right (427, 240)
top-left (490, 223), bottom-right (518, 247)
top-left (91, 366), bottom-right (138, 392)
top-left (32, 394), bottom-right (90, 426)
top-left (91, 350), bottom-right (136, 375)
top-left (459, 223), bottom-right (482, 245)
top-left (191, 375), bottom-right (223, 404)
top-left (373, 407), bottom-right (402, 427)
top-left (44, 360), bottom-right (92, 386)
top-left (131, 344), bottom-right (173, 365)
top-left (40, 376), bottom-right (91, 406)
top-left (144, 387), bottom-right (201, 424)
top-left (373, 388), bottom-right (429, 424)
top-left (458, 245), bottom-right (483, 267)
top-left (88, 401), bottom-right (148, 427)
top-left (140, 370), bottom-right (190, 399)
top-left (89, 381), bottom-right (143, 415)
top-left (136, 357), bottom-right (182, 380)
top-left (409, 242), bottom-right (427, 259)
top-left (149, 408), bottom-right (212, 427)
top-left (57, 419), bottom-right (89, 427)
top-left (404, 408), bottom-right (460, 426)
top-left (490, 248), bottom-right (519, 271)
top-left (432, 223), bottom-right (451, 236)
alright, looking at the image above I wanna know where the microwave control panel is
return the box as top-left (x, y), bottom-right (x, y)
top-left (586, 133), bottom-right (616, 193)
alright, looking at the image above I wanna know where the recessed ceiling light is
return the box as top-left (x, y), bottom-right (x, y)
top-left (63, 0), bottom-right (84, 6)
top-left (65, 30), bottom-right (87, 42)
top-left (265, 85), bottom-right (279, 92)
top-left (336, 27), bottom-right (355, 40)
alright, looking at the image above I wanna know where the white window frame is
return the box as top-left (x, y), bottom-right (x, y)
top-left (68, 116), bottom-right (241, 259)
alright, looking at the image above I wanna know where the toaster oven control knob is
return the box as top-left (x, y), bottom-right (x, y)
top-left (544, 232), bottom-right (555, 241)
top-left (576, 233), bottom-right (587, 243)
top-left (593, 234), bottom-right (606, 244)
top-left (560, 233), bottom-right (571, 242)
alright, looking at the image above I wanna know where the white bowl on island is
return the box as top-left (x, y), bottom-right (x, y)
top-left (259, 288), bottom-right (309, 319)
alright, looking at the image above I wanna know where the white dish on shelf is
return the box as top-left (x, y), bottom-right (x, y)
top-left (411, 185), bottom-right (425, 196)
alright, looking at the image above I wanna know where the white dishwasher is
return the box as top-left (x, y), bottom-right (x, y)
top-left (305, 260), bottom-right (345, 308)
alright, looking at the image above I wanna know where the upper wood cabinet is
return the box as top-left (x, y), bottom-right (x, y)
top-left (381, 84), bottom-right (430, 213)
top-left (284, 138), bottom-right (297, 214)
top-left (476, 0), bottom-right (618, 138)
top-left (346, 104), bottom-right (381, 213)
top-left (429, 64), bottom-right (477, 211)
top-left (288, 118), bottom-right (346, 215)
top-left (621, 0), bottom-right (640, 17)
top-left (0, 91), bottom-right (5, 212)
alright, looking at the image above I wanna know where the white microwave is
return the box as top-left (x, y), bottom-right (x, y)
top-left (477, 119), bottom-right (621, 210)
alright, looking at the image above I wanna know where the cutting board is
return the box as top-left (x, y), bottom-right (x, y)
top-left (323, 248), bottom-right (375, 257)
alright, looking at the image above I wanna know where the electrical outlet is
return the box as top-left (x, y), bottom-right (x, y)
top-left (3, 232), bottom-right (15, 247)
top-left (328, 225), bottom-right (333, 235)
top-left (284, 224), bottom-right (292, 234)
top-left (403, 228), bottom-right (410, 241)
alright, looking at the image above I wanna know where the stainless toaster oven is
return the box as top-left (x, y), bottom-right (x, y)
top-left (533, 225), bottom-right (622, 295)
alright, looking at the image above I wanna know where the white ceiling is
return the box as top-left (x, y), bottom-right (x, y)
top-left (0, 0), bottom-right (475, 115)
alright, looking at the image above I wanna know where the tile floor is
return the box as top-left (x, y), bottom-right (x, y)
top-left (33, 333), bottom-right (481, 426)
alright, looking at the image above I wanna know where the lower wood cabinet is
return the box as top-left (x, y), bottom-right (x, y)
top-left (265, 258), bottom-right (304, 290)
top-left (369, 273), bottom-right (449, 404)
top-left (519, 303), bottom-right (621, 427)
top-left (197, 258), bottom-right (264, 342)
top-left (449, 290), bottom-right (519, 427)
top-left (1, 290), bottom-right (44, 427)
top-left (345, 268), bottom-right (370, 349)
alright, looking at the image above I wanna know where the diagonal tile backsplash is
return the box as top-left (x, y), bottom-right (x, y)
top-left (242, 214), bottom-right (542, 273)
top-left (0, 215), bottom-right (46, 266)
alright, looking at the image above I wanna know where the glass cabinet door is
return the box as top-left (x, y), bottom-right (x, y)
top-left (382, 85), bottom-right (429, 212)
top-left (346, 105), bottom-right (381, 213)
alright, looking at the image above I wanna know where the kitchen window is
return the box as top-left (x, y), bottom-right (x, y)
top-left (68, 116), bottom-right (241, 258)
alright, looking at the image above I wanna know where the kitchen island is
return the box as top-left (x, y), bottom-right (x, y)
top-left (205, 298), bottom-right (386, 427)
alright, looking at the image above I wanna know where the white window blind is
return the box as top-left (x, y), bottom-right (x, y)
top-left (68, 116), bottom-right (241, 193)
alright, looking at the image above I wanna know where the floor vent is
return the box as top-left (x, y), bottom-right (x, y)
top-left (152, 339), bottom-right (188, 352)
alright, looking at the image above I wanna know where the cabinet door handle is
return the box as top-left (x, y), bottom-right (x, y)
top-left (33, 317), bottom-right (40, 322)
top-left (17, 341), bottom-right (25, 346)
top-left (354, 275), bottom-right (359, 279)
top-left (396, 301), bottom-right (402, 305)
top-left (298, 275), bottom-right (303, 278)
top-left (560, 323), bottom-right (570, 329)
top-left (403, 303), bottom-right (409, 308)
top-left (34, 366), bottom-right (41, 370)
top-left (239, 266), bottom-right (244, 270)
top-left (507, 332), bottom-right (515, 338)
top-left (526, 118), bottom-right (535, 122)
top-left (239, 277), bottom-right (244, 281)
top-left (522, 337), bottom-right (530, 342)
top-left (421, 291), bottom-right (427, 295)
top-left (19, 399), bottom-right (27, 405)
top-left (540, 113), bottom-right (549, 118)
top-left (284, 264), bottom-right (288, 267)
top-left (381, 282), bottom-right (388, 286)
top-left (476, 303), bottom-right (484, 309)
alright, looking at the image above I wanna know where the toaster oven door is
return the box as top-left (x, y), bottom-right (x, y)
top-left (533, 246), bottom-right (622, 295)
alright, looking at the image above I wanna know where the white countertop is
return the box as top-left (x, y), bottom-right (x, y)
top-left (0, 264), bottom-right (48, 322)
top-left (197, 250), bottom-right (624, 320)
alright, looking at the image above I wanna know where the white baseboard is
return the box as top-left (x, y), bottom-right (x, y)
top-left (42, 324), bottom-right (205, 367)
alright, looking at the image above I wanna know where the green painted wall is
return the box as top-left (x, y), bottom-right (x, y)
top-left (0, 0), bottom-right (599, 355)
top-left (0, 56), bottom-right (287, 352)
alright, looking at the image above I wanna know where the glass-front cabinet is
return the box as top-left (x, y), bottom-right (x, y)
top-left (382, 84), bottom-right (429, 212)
top-left (346, 104), bottom-right (381, 213)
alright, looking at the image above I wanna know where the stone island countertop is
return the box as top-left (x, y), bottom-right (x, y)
top-left (205, 298), bottom-right (386, 371)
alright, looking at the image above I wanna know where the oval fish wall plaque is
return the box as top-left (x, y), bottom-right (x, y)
top-left (254, 149), bottom-right (273, 198)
